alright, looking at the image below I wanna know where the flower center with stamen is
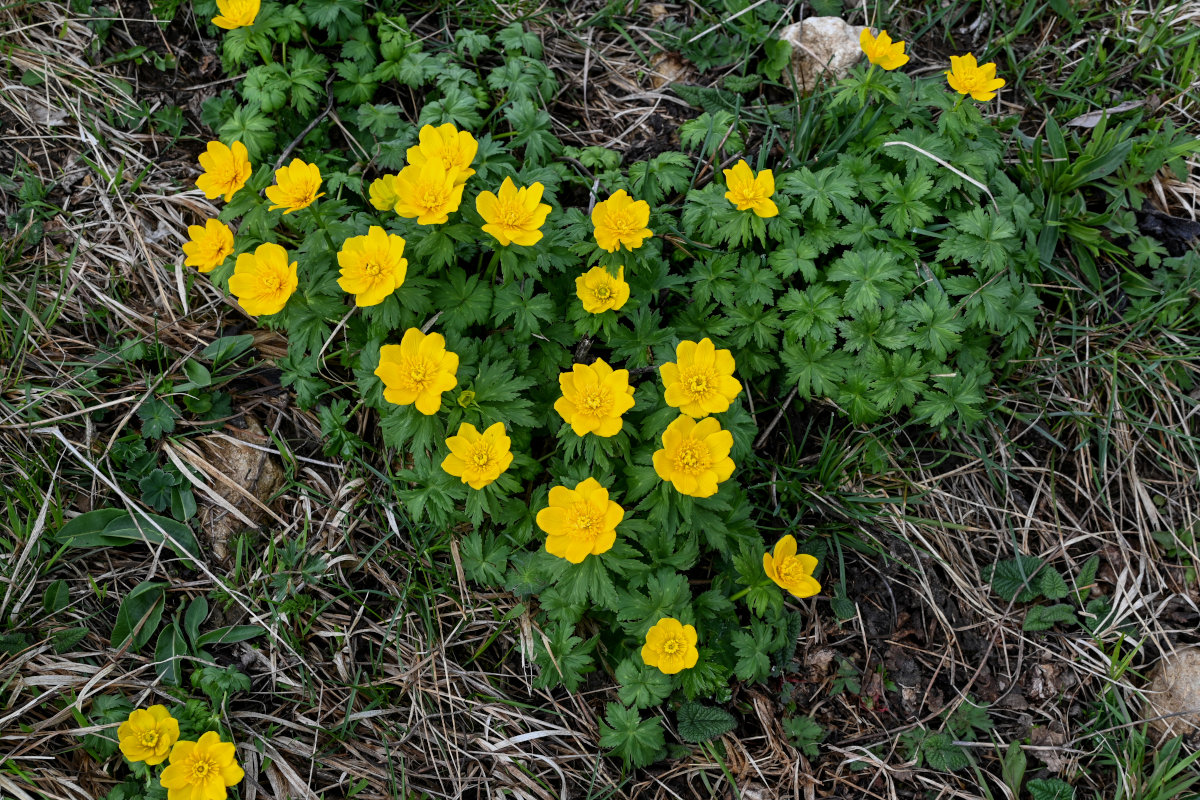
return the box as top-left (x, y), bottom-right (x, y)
top-left (661, 638), bottom-right (682, 655)
top-left (568, 502), bottom-right (600, 538)
top-left (779, 558), bottom-right (807, 585)
top-left (673, 440), bottom-right (709, 474)
top-left (580, 385), bottom-right (613, 416)
top-left (595, 284), bottom-right (611, 300)
top-left (191, 758), bottom-right (213, 779)
top-left (261, 273), bottom-right (281, 291)
top-left (363, 260), bottom-right (382, 277)
top-left (471, 443), bottom-right (492, 468)
top-left (422, 185), bottom-right (446, 210)
top-left (140, 731), bottom-right (159, 748)
top-left (607, 211), bottom-right (635, 236)
top-left (685, 370), bottom-right (713, 397)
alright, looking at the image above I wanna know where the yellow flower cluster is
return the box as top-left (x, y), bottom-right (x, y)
top-left (859, 28), bottom-right (1006, 101)
top-left (117, 706), bottom-right (244, 800)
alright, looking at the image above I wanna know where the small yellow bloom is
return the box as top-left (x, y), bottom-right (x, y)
top-left (591, 190), bottom-right (652, 252)
top-left (227, 242), bottom-right (298, 316)
top-left (182, 219), bottom-right (234, 273)
top-left (337, 226), bottom-right (408, 307)
top-left (859, 28), bottom-right (910, 70)
top-left (266, 158), bottom-right (324, 214)
top-left (211, 0), bottom-right (259, 29)
top-left (536, 477), bottom-right (624, 564)
top-left (195, 140), bottom-right (251, 202)
top-left (393, 160), bottom-right (465, 225)
top-left (554, 358), bottom-right (636, 438)
top-left (117, 705), bottom-right (179, 766)
top-left (660, 338), bottom-right (742, 418)
top-left (375, 328), bottom-right (459, 415)
top-left (159, 731), bottom-right (244, 800)
top-left (407, 123), bottom-right (478, 185)
top-left (641, 617), bottom-right (699, 675)
top-left (946, 53), bottom-right (1006, 102)
top-left (652, 415), bottom-right (735, 498)
top-left (575, 265), bottom-right (630, 314)
top-left (476, 177), bottom-right (552, 246)
top-left (723, 160), bottom-right (778, 218)
top-left (368, 174), bottom-right (399, 211)
top-left (763, 535), bottom-right (821, 599)
top-left (441, 421), bottom-right (514, 489)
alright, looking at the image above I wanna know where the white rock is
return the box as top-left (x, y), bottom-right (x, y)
top-left (1145, 647), bottom-right (1200, 739)
top-left (779, 16), bottom-right (865, 94)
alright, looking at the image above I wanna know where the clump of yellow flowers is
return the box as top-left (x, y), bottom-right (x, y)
top-left (117, 705), bottom-right (244, 800)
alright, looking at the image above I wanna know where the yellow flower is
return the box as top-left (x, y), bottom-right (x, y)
top-left (227, 242), bottom-right (298, 316)
top-left (337, 226), bottom-right (408, 307)
top-left (393, 160), bottom-right (465, 225)
top-left (117, 705), bottom-right (179, 766)
top-left (374, 328), bottom-right (459, 414)
top-left (575, 265), bottom-right (630, 314)
top-left (211, 0), bottom-right (259, 28)
top-left (441, 422), bottom-right (513, 489)
top-left (722, 160), bottom-right (778, 218)
top-left (554, 358), bottom-right (636, 437)
top-left (368, 174), bottom-right (399, 211)
top-left (159, 731), bottom-right (244, 800)
top-left (641, 617), bottom-right (699, 675)
top-left (660, 338), bottom-right (743, 418)
top-left (536, 477), bottom-right (624, 564)
top-left (476, 177), bottom-right (552, 246)
top-left (182, 219), bottom-right (234, 273)
top-left (946, 53), bottom-right (1006, 102)
top-left (859, 28), bottom-right (910, 70)
top-left (266, 158), bottom-right (324, 214)
top-left (195, 141), bottom-right (251, 202)
top-left (591, 190), bottom-right (652, 252)
top-left (652, 415), bottom-right (735, 498)
top-left (763, 535), bottom-right (821, 599)
top-left (407, 123), bottom-right (478, 185)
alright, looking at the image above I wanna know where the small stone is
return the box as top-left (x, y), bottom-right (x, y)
top-left (1145, 647), bottom-right (1200, 739)
top-left (779, 16), bottom-right (865, 94)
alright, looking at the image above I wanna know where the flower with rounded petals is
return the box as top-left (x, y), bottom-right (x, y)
top-left (723, 160), bottom-right (777, 218)
top-left (763, 535), bottom-right (821, 598)
top-left (441, 422), bottom-right (513, 490)
top-left (660, 338), bottom-right (742, 418)
top-left (337, 226), bottom-right (408, 307)
top-left (575, 265), bottom-right (630, 314)
top-left (227, 242), bottom-right (298, 317)
top-left (368, 174), bottom-right (399, 211)
top-left (374, 328), bottom-right (459, 415)
top-left (117, 705), bottom-right (179, 766)
top-left (195, 141), bottom-right (251, 202)
top-left (652, 415), bottom-right (735, 498)
top-left (946, 53), bottom-right (1006, 102)
top-left (476, 177), bottom-right (552, 246)
top-left (182, 219), bottom-right (234, 273)
top-left (159, 731), bottom-right (244, 800)
top-left (536, 477), bottom-right (624, 564)
top-left (859, 28), bottom-right (910, 70)
top-left (212, 0), bottom-right (259, 29)
top-left (641, 617), bottom-right (699, 675)
top-left (591, 190), bottom-right (652, 252)
top-left (393, 160), bottom-right (465, 225)
top-left (554, 358), bottom-right (636, 438)
top-left (266, 159), bottom-right (324, 214)
top-left (407, 123), bottom-right (477, 185)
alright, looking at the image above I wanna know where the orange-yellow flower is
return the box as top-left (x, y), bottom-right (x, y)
top-left (368, 174), bottom-right (399, 211)
top-left (660, 338), bottom-right (742, 418)
top-left (476, 177), bottom-right (552, 246)
top-left (159, 731), bottom-right (244, 800)
top-left (182, 219), bottom-right (234, 273)
top-left (641, 617), bottom-right (699, 675)
top-left (227, 242), bottom-right (298, 316)
top-left (195, 141), bottom-right (251, 202)
top-left (652, 415), bottom-right (735, 498)
top-left (591, 190), bottom-right (652, 252)
top-left (407, 123), bottom-right (477, 185)
top-left (337, 226), bottom-right (407, 307)
top-left (117, 705), bottom-right (179, 766)
top-left (441, 422), bottom-right (513, 489)
top-left (536, 477), bottom-right (624, 564)
top-left (946, 53), bottom-right (1006, 102)
top-left (211, 0), bottom-right (259, 29)
top-left (575, 265), bottom-right (630, 314)
top-left (393, 160), bottom-right (465, 225)
top-left (554, 358), bottom-right (636, 437)
top-left (374, 328), bottom-right (459, 415)
top-left (266, 159), bottom-right (324, 214)
top-left (723, 160), bottom-right (777, 218)
top-left (859, 28), bottom-right (910, 70)
top-left (763, 535), bottom-right (821, 598)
